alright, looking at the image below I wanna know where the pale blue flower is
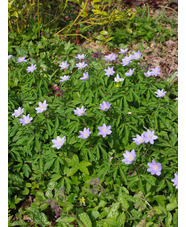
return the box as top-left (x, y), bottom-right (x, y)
top-left (151, 66), bottom-right (161, 77)
top-left (143, 129), bottom-right (158, 144)
top-left (104, 53), bottom-right (117, 61)
top-left (12, 107), bottom-right (24, 117)
top-left (76, 54), bottom-right (86, 60)
top-left (60, 75), bottom-right (70, 82)
top-left (144, 71), bottom-right (152, 77)
top-left (171, 173), bottom-right (178, 189)
top-left (76, 62), bottom-right (88, 69)
top-left (155, 89), bottom-right (167, 98)
top-left (17, 56), bottom-right (27, 63)
top-left (147, 160), bottom-right (162, 176)
top-left (104, 66), bottom-right (115, 77)
top-left (122, 149), bottom-right (136, 164)
top-left (125, 68), bottom-right (135, 77)
top-left (80, 72), bottom-right (89, 81)
top-left (98, 123), bottom-right (112, 138)
top-left (74, 106), bottom-right (86, 116)
top-left (26, 64), bottom-right (37, 73)
top-left (133, 133), bottom-right (145, 145)
top-left (119, 48), bottom-right (128, 54)
top-left (78, 128), bottom-right (91, 139)
top-left (35, 100), bottom-right (48, 113)
top-left (99, 101), bottom-right (111, 111)
top-left (52, 136), bottom-right (66, 149)
top-left (59, 61), bottom-right (69, 70)
top-left (19, 114), bottom-right (33, 125)
top-left (132, 51), bottom-right (142, 60)
top-left (114, 74), bottom-right (124, 82)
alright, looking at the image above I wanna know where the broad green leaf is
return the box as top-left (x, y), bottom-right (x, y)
top-left (11, 220), bottom-right (27, 226)
top-left (118, 188), bottom-right (129, 210)
top-left (56, 216), bottom-right (75, 223)
top-left (67, 166), bottom-right (79, 177)
top-left (165, 212), bottom-right (172, 226)
top-left (166, 202), bottom-right (178, 211)
top-left (78, 212), bottom-right (92, 227)
top-left (27, 207), bottom-right (50, 226)
top-left (107, 202), bottom-right (120, 219)
top-left (154, 195), bottom-right (167, 207)
top-left (80, 160), bottom-right (92, 167)
top-left (79, 165), bottom-right (89, 175)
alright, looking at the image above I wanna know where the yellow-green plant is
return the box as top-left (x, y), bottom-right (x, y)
top-left (8, 0), bottom-right (36, 34)
top-left (54, 0), bottom-right (136, 44)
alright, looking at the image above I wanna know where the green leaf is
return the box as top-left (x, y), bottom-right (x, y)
top-left (80, 160), bottom-right (92, 167)
top-left (67, 166), bottom-right (79, 177)
top-left (156, 179), bottom-right (166, 192)
top-left (27, 207), bottom-right (50, 226)
top-left (54, 158), bottom-right (60, 173)
top-left (78, 212), bottom-right (92, 227)
top-left (79, 165), bottom-right (89, 175)
top-left (154, 195), bottom-right (167, 207)
top-left (138, 178), bottom-right (145, 194)
top-left (166, 202), bottom-right (178, 211)
top-left (100, 30), bottom-right (109, 35)
top-left (56, 215), bottom-right (75, 223)
top-left (116, 212), bottom-right (126, 225)
top-left (22, 187), bottom-right (29, 195)
top-left (72, 154), bottom-right (79, 163)
top-left (107, 202), bottom-right (120, 219)
top-left (11, 220), bottom-right (27, 226)
top-left (137, 42), bottom-right (144, 51)
top-left (140, 174), bottom-right (156, 186)
top-left (118, 188), bottom-right (129, 210)
top-left (119, 167), bottom-right (127, 184)
top-left (91, 210), bottom-right (100, 219)
top-left (173, 209), bottom-right (178, 226)
top-left (51, 174), bottom-right (62, 181)
top-left (22, 163), bottom-right (31, 178)
top-left (166, 179), bottom-right (174, 194)
top-left (95, 34), bottom-right (106, 41)
top-left (44, 159), bottom-right (55, 171)
top-left (165, 212), bottom-right (172, 226)
top-left (105, 37), bottom-right (114, 43)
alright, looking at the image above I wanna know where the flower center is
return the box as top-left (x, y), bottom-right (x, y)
top-left (154, 165), bottom-right (158, 170)
top-left (159, 92), bottom-right (163, 96)
top-left (41, 105), bottom-right (45, 110)
top-left (129, 155), bottom-right (133, 161)
top-left (25, 118), bottom-right (29, 123)
top-left (57, 140), bottom-right (62, 145)
top-left (103, 128), bottom-right (107, 133)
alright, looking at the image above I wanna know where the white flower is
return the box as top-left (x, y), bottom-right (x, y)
top-left (60, 75), bottom-right (70, 82)
top-left (114, 74), bottom-right (124, 82)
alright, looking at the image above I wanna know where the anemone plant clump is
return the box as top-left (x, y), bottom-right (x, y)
top-left (8, 40), bottom-right (178, 226)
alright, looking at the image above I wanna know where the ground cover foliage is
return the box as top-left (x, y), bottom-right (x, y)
top-left (8, 32), bottom-right (178, 226)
